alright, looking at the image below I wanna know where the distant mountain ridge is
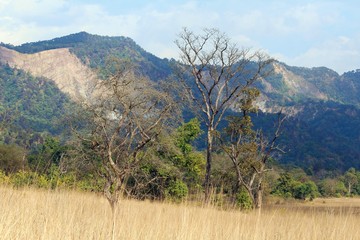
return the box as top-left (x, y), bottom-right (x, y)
top-left (1, 32), bottom-right (360, 174)
top-left (1, 32), bottom-right (173, 81)
top-left (257, 62), bottom-right (360, 111)
top-left (1, 32), bottom-right (359, 109)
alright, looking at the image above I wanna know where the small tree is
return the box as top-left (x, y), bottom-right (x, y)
top-left (73, 61), bottom-right (176, 238)
top-left (318, 178), bottom-right (347, 197)
top-left (344, 168), bottom-right (358, 196)
top-left (175, 28), bottom-right (273, 201)
top-left (0, 144), bottom-right (25, 173)
top-left (220, 88), bottom-right (285, 209)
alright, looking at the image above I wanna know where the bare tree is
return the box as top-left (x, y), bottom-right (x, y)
top-left (73, 61), bottom-right (176, 239)
top-left (175, 28), bottom-right (273, 201)
top-left (221, 89), bottom-right (286, 208)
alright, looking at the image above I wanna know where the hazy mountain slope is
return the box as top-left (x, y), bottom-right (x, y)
top-left (257, 62), bottom-right (360, 110)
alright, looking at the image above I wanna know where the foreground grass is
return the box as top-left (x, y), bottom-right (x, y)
top-left (1, 187), bottom-right (359, 240)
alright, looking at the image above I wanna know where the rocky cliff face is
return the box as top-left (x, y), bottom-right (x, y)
top-left (272, 62), bottom-right (328, 100)
top-left (0, 46), bottom-right (96, 101)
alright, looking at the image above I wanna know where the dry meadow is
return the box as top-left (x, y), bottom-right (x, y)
top-left (1, 187), bottom-right (359, 240)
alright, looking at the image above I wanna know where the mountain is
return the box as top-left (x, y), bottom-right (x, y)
top-left (1, 32), bottom-right (359, 174)
top-left (2, 32), bottom-right (359, 108)
top-left (1, 32), bottom-right (173, 81)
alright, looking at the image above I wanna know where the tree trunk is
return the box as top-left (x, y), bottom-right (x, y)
top-left (110, 201), bottom-right (117, 240)
top-left (204, 128), bottom-right (213, 203)
top-left (255, 183), bottom-right (262, 209)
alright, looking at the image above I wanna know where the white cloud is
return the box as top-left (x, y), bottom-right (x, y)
top-left (0, 0), bottom-right (359, 73)
top-left (282, 35), bottom-right (360, 73)
top-left (1, 0), bottom-right (67, 17)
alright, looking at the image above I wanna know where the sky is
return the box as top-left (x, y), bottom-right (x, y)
top-left (0, 0), bottom-right (359, 74)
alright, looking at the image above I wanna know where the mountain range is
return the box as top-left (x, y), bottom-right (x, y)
top-left (0, 32), bottom-right (359, 175)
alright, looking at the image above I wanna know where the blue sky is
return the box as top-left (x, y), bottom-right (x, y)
top-left (0, 0), bottom-right (359, 73)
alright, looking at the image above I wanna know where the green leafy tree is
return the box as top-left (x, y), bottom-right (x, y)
top-left (174, 118), bottom-right (205, 188)
top-left (28, 137), bottom-right (67, 174)
top-left (318, 178), bottom-right (347, 197)
top-left (354, 171), bottom-right (360, 195)
top-left (343, 168), bottom-right (358, 195)
top-left (272, 173), bottom-right (318, 200)
top-left (0, 144), bottom-right (25, 174)
top-left (292, 181), bottom-right (318, 200)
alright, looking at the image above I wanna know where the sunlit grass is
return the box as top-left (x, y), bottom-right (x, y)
top-left (0, 186), bottom-right (359, 240)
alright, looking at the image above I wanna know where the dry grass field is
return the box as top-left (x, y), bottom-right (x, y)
top-left (1, 186), bottom-right (360, 240)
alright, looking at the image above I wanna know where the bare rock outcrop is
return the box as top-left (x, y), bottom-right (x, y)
top-left (0, 46), bottom-right (97, 101)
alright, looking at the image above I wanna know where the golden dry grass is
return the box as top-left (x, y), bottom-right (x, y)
top-left (1, 186), bottom-right (360, 240)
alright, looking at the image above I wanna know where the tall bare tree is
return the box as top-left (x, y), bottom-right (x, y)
top-left (175, 28), bottom-right (273, 201)
top-left (73, 61), bottom-right (176, 238)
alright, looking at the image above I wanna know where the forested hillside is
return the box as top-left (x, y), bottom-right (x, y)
top-left (0, 63), bottom-right (70, 145)
top-left (263, 101), bottom-right (360, 174)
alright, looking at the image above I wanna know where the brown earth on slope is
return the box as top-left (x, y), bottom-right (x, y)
top-left (0, 46), bottom-right (97, 101)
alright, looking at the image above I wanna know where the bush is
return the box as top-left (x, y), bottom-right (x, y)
top-left (0, 169), bottom-right (9, 184)
top-left (10, 171), bottom-right (36, 188)
top-left (293, 181), bottom-right (318, 200)
top-left (318, 178), bottom-right (347, 197)
top-left (35, 175), bottom-right (50, 188)
top-left (236, 188), bottom-right (253, 210)
top-left (165, 180), bottom-right (188, 201)
top-left (0, 144), bottom-right (25, 173)
top-left (272, 173), bottom-right (318, 200)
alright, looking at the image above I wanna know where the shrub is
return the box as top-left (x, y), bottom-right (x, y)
top-left (318, 178), bottom-right (347, 197)
top-left (0, 144), bottom-right (25, 173)
top-left (165, 180), bottom-right (188, 201)
top-left (10, 171), bottom-right (36, 188)
top-left (236, 188), bottom-right (253, 210)
top-left (293, 181), bottom-right (319, 200)
top-left (0, 169), bottom-right (9, 184)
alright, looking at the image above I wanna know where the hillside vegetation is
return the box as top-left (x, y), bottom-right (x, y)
top-left (0, 63), bottom-right (70, 144)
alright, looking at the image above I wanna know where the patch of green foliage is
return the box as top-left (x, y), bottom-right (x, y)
top-left (236, 187), bottom-right (253, 210)
top-left (272, 172), bottom-right (319, 200)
